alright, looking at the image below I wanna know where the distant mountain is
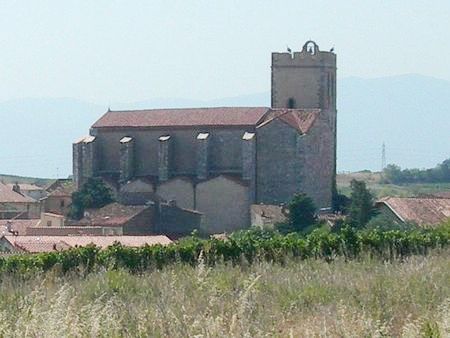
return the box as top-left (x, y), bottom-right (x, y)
top-left (338, 74), bottom-right (450, 172)
top-left (0, 74), bottom-right (448, 178)
top-left (0, 98), bottom-right (104, 178)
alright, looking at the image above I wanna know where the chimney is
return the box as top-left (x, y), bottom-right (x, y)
top-left (12, 182), bottom-right (20, 194)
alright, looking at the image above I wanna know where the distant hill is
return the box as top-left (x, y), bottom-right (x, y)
top-left (0, 174), bottom-right (52, 187)
top-left (0, 98), bottom-right (104, 178)
top-left (338, 74), bottom-right (450, 172)
top-left (0, 74), bottom-right (449, 177)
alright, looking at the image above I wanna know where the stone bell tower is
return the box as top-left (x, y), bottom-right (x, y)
top-left (270, 40), bottom-right (338, 207)
top-left (271, 40), bottom-right (336, 111)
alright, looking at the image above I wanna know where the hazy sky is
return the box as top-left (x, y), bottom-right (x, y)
top-left (1, 1), bottom-right (449, 104)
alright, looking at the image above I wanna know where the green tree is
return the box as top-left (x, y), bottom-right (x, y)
top-left (383, 164), bottom-right (403, 183)
top-left (332, 193), bottom-right (351, 214)
top-left (348, 179), bottom-right (375, 228)
top-left (69, 178), bottom-right (114, 220)
top-left (276, 193), bottom-right (317, 233)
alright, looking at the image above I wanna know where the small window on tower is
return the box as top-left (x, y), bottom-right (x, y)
top-left (287, 98), bottom-right (296, 108)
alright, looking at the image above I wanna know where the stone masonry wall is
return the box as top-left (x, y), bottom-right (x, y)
top-left (256, 119), bottom-right (303, 205)
top-left (196, 175), bottom-right (250, 234)
top-left (93, 127), bottom-right (251, 178)
top-left (271, 48), bottom-right (336, 111)
top-left (256, 114), bottom-right (334, 209)
top-left (298, 111), bottom-right (334, 208)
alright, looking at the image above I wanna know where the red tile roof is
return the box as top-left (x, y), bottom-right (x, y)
top-left (3, 235), bottom-right (172, 252)
top-left (6, 183), bottom-right (43, 191)
top-left (15, 241), bottom-right (71, 253)
top-left (45, 179), bottom-right (75, 197)
top-left (92, 107), bottom-right (270, 129)
top-left (25, 226), bottom-right (105, 236)
top-left (0, 182), bottom-right (37, 203)
top-left (257, 109), bottom-right (320, 134)
top-left (0, 219), bottom-right (40, 236)
top-left (377, 197), bottom-right (450, 226)
top-left (77, 203), bottom-right (149, 227)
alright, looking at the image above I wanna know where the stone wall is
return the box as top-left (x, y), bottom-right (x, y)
top-left (0, 202), bottom-right (40, 219)
top-left (256, 113), bottom-right (334, 209)
top-left (119, 137), bottom-right (135, 182)
top-left (92, 127), bottom-right (251, 178)
top-left (196, 175), bottom-right (250, 234)
top-left (156, 177), bottom-right (195, 210)
top-left (73, 136), bottom-right (97, 189)
top-left (271, 42), bottom-right (336, 111)
top-left (118, 179), bottom-right (157, 205)
top-left (158, 204), bottom-right (203, 238)
top-left (269, 41), bottom-right (336, 209)
top-left (256, 119), bottom-right (303, 205)
top-left (298, 111), bottom-right (335, 208)
top-left (41, 195), bottom-right (72, 216)
top-left (121, 207), bottom-right (155, 235)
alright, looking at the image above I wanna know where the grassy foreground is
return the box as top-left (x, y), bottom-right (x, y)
top-left (0, 250), bottom-right (448, 337)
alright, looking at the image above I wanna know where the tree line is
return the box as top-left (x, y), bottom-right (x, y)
top-left (382, 158), bottom-right (450, 184)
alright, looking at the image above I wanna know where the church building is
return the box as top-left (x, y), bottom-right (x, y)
top-left (73, 41), bottom-right (337, 234)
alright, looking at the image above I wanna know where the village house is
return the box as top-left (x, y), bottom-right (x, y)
top-left (375, 197), bottom-right (450, 227)
top-left (69, 201), bottom-right (203, 238)
top-left (73, 41), bottom-right (337, 233)
top-left (39, 179), bottom-right (75, 216)
top-left (0, 182), bottom-right (40, 219)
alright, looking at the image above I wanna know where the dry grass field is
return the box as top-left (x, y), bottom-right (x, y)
top-left (0, 250), bottom-right (448, 337)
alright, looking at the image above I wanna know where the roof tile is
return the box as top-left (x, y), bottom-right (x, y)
top-left (0, 182), bottom-right (37, 203)
top-left (92, 107), bottom-right (270, 128)
top-left (4, 235), bottom-right (172, 252)
top-left (257, 109), bottom-right (320, 134)
top-left (378, 197), bottom-right (450, 226)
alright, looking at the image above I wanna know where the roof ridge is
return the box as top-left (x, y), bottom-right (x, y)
top-left (109, 106), bottom-right (269, 113)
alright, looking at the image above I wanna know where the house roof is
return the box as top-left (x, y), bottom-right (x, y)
top-left (0, 219), bottom-right (40, 236)
top-left (377, 197), bottom-right (450, 226)
top-left (14, 241), bottom-right (71, 253)
top-left (45, 179), bottom-right (75, 197)
top-left (430, 191), bottom-right (450, 199)
top-left (6, 183), bottom-right (43, 191)
top-left (0, 182), bottom-right (37, 203)
top-left (45, 179), bottom-right (73, 192)
top-left (25, 226), bottom-right (108, 236)
top-left (3, 235), bottom-right (172, 253)
top-left (77, 202), bottom-right (149, 227)
top-left (92, 107), bottom-right (270, 129)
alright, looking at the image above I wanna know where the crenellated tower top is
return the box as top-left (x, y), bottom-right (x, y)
top-left (271, 40), bottom-right (336, 110)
